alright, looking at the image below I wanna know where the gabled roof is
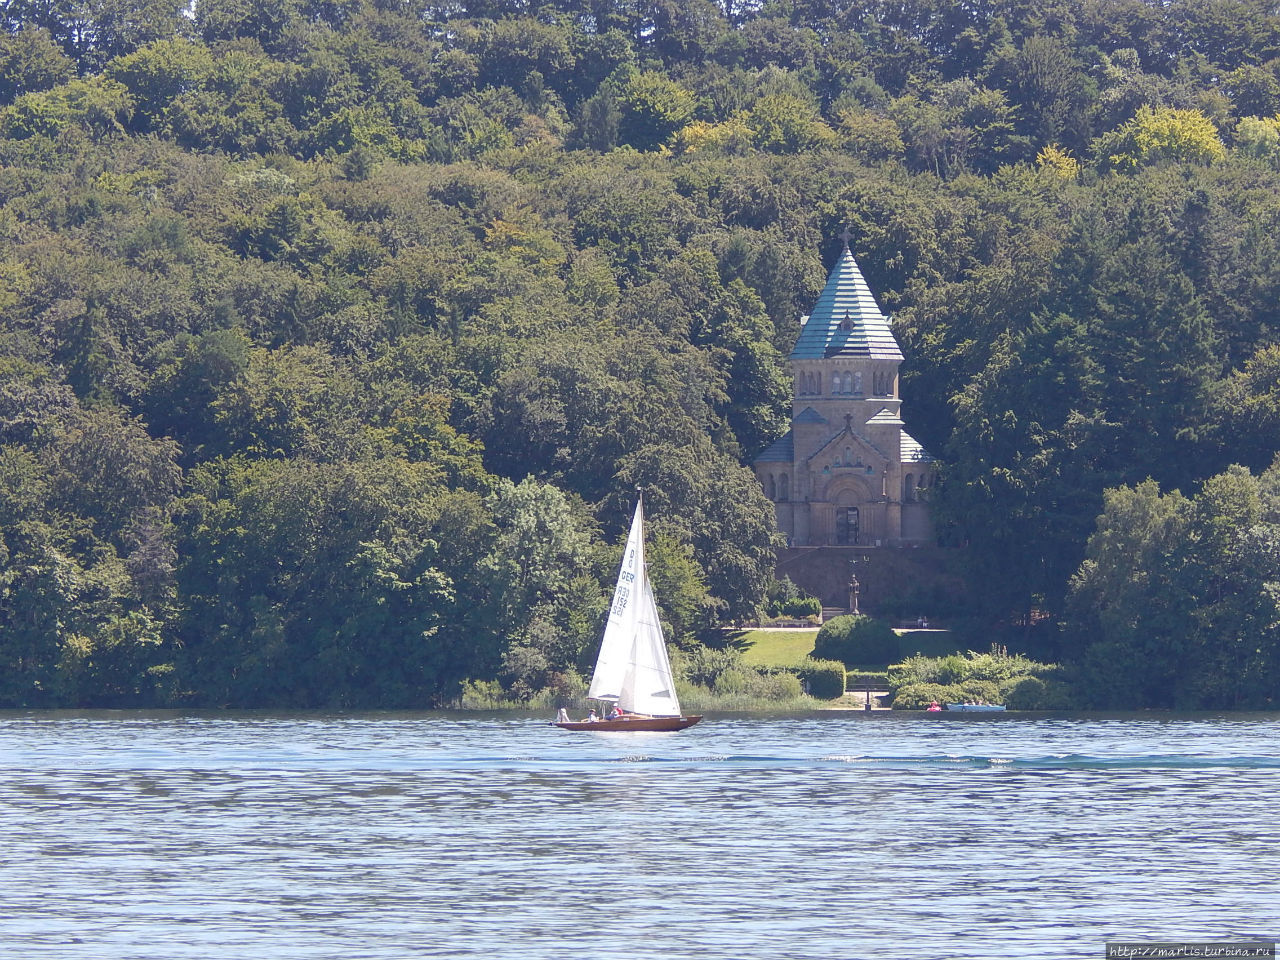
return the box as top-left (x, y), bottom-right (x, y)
top-left (755, 429), bottom-right (794, 463)
top-left (866, 406), bottom-right (904, 426)
top-left (806, 422), bottom-right (891, 465)
top-left (790, 245), bottom-right (904, 362)
top-left (793, 406), bottom-right (827, 424)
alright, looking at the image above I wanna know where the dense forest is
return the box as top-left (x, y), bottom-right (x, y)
top-left (3, 0), bottom-right (1280, 708)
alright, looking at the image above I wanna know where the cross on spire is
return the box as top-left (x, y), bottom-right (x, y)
top-left (838, 226), bottom-right (853, 251)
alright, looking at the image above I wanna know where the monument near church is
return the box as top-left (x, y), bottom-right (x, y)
top-left (753, 233), bottom-right (938, 612)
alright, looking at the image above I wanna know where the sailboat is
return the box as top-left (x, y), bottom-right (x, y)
top-left (554, 492), bottom-right (702, 732)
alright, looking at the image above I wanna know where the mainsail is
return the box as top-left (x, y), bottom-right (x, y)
top-left (587, 496), bottom-right (681, 717)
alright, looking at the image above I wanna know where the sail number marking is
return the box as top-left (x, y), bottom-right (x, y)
top-left (611, 585), bottom-right (630, 616)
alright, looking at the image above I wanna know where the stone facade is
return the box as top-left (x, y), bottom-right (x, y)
top-left (754, 242), bottom-right (934, 548)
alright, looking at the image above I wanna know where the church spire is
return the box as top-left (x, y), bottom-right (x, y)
top-left (789, 237), bottom-right (903, 362)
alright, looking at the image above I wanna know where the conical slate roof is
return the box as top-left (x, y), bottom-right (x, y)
top-left (790, 246), bottom-right (903, 361)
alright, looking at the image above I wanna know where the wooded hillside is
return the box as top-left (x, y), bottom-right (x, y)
top-left (3, 0), bottom-right (1280, 707)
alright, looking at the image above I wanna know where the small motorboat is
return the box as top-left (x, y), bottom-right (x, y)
top-left (945, 703), bottom-right (1007, 712)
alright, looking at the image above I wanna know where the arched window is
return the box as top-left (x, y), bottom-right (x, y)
top-left (844, 446), bottom-right (852, 466)
top-left (765, 474), bottom-right (776, 500)
top-left (842, 371), bottom-right (853, 393)
top-left (853, 371), bottom-right (863, 394)
top-left (779, 474), bottom-right (790, 502)
top-left (810, 372), bottom-right (818, 394)
top-left (831, 373), bottom-right (840, 394)
top-left (904, 473), bottom-right (915, 502)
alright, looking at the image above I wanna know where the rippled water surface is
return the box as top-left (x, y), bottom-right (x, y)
top-left (1, 711), bottom-right (1278, 959)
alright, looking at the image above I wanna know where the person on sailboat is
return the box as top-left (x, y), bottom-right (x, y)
top-left (586, 709), bottom-right (599, 722)
top-left (556, 708), bottom-right (570, 723)
top-left (608, 705), bottom-right (624, 719)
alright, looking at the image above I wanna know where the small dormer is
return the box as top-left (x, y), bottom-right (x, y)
top-left (788, 243), bottom-right (903, 364)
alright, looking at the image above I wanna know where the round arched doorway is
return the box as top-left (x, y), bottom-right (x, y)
top-left (827, 478), bottom-right (871, 546)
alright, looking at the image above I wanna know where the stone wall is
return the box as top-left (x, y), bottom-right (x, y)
top-left (775, 545), bottom-right (969, 618)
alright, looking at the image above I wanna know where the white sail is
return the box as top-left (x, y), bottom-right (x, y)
top-left (587, 499), bottom-right (646, 702)
top-left (586, 496), bottom-right (682, 717)
top-left (619, 578), bottom-right (680, 716)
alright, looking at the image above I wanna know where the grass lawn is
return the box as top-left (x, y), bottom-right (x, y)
top-left (732, 627), bottom-right (961, 670)
top-left (736, 629), bottom-right (819, 667)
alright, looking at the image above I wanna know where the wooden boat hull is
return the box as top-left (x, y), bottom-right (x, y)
top-left (553, 715), bottom-right (703, 732)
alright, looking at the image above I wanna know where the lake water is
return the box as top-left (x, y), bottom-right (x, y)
top-left (1, 711), bottom-right (1277, 959)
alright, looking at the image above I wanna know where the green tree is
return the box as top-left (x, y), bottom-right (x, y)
top-left (105, 38), bottom-right (215, 133)
top-left (1066, 479), bottom-right (1194, 708)
top-left (615, 70), bottom-right (697, 151)
top-left (1094, 107), bottom-right (1227, 170)
top-left (480, 477), bottom-right (602, 692)
top-left (175, 457), bottom-right (459, 707)
top-left (1212, 345), bottom-right (1280, 471)
top-left (2, 76), bottom-right (134, 139)
top-left (0, 27), bottom-right (74, 104)
top-left (744, 93), bottom-right (836, 153)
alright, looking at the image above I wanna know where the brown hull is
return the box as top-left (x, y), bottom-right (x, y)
top-left (553, 715), bottom-right (703, 732)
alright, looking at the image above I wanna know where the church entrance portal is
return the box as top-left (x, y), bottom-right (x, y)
top-left (836, 506), bottom-right (860, 545)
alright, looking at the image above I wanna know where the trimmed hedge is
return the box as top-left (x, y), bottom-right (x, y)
top-left (814, 614), bottom-right (900, 666)
top-left (793, 658), bottom-right (846, 699)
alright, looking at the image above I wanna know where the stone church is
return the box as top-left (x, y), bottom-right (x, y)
top-left (754, 238), bottom-right (935, 554)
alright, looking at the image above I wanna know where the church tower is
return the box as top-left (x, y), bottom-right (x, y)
top-left (754, 236), bottom-right (934, 548)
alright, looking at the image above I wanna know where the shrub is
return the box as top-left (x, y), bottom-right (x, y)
top-left (885, 654), bottom-right (937, 688)
top-left (956, 679), bottom-right (1001, 704)
top-left (793, 658), bottom-right (846, 699)
top-left (713, 666), bottom-right (803, 699)
top-left (780, 596), bottom-right (822, 618)
top-left (764, 575), bottom-right (799, 616)
top-left (891, 679), bottom-right (1001, 709)
top-left (891, 682), bottom-right (964, 709)
top-left (887, 650), bottom-right (1061, 687)
top-left (457, 679), bottom-right (506, 708)
top-left (814, 614), bottom-right (899, 666)
top-left (758, 671), bottom-right (805, 700)
top-left (674, 645), bottom-right (744, 687)
top-left (1000, 676), bottom-right (1075, 710)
